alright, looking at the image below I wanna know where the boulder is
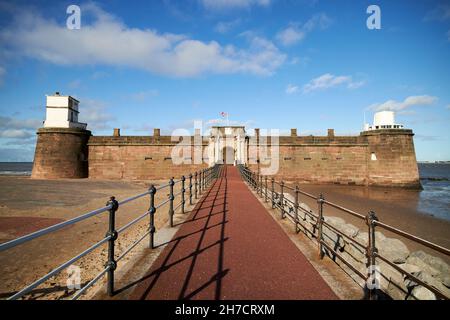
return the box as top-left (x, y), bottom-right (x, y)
top-left (346, 242), bottom-right (366, 263)
top-left (378, 261), bottom-right (408, 300)
top-left (324, 216), bottom-right (346, 229)
top-left (406, 256), bottom-right (440, 278)
top-left (301, 213), bottom-right (317, 237)
top-left (340, 223), bottom-right (359, 238)
top-left (442, 275), bottom-right (450, 288)
top-left (413, 271), bottom-right (450, 299)
top-left (355, 231), bottom-right (368, 246)
top-left (378, 238), bottom-right (410, 264)
top-left (408, 286), bottom-right (436, 300)
top-left (322, 224), bottom-right (345, 249)
top-left (375, 231), bottom-right (386, 243)
top-left (299, 202), bottom-right (312, 213)
top-left (408, 250), bottom-right (449, 282)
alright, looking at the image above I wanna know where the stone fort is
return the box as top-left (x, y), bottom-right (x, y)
top-left (31, 93), bottom-right (421, 188)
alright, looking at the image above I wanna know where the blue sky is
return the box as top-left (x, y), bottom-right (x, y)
top-left (0, 0), bottom-right (449, 161)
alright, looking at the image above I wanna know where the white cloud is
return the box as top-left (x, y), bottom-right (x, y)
top-left (0, 129), bottom-right (33, 139)
top-left (302, 73), bottom-right (364, 93)
top-left (0, 116), bottom-right (42, 130)
top-left (446, 104), bottom-right (450, 109)
top-left (347, 80), bottom-right (366, 89)
top-left (78, 98), bottom-right (115, 131)
top-left (276, 14), bottom-right (332, 46)
top-left (200, 0), bottom-right (271, 10)
top-left (68, 79), bottom-right (81, 89)
top-left (0, 3), bottom-right (285, 77)
top-left (276, 26), bottom-right (305, 46)
top-left (368, 95), bottom-right (438, 112)
top-left (215, 19), bottom-right (241, 34)
top-left (285, 84), bottom-right (299, 94)
top-left (0, 116), bottom-right (41, 145)
top-left (129, 90), bottom-right (159, 102)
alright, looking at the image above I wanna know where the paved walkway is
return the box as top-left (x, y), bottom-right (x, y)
top-left (129, 166), bottom-right (338, 300)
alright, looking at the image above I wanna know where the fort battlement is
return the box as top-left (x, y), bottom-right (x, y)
top-left (31, 94), bottom-right (420, 188)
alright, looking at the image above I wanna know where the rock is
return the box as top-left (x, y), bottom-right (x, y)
top-left (284, 193), bottom-right (294, 203)
top-left (442, 275), bottom-right (450, 288)
top-left (299, 202), bottom-right (312, 213)
top-left (322, 225), bottom-right (345, 249)
top-left (340, 223), bottom-right (359, 238)
top-left (355, 231), bottom-right (368, 246)
top-left (346, 242), bottom-right (366, 263)
top-left (409, 250), bottom-right (449, 282)
top-left (378, 238), bottom-right (410, 264)
top-left (408, 286), bottom-right (436, 300)
top-left (375, 231), bottom-right (386, 243)
top-left (324, 216), bottom-right (346, 228)
top-left (413, 271), bottom-right (450, 299)
top-left (378, 261), bottom-right (408, 300)
top-left (400, 263), bottom-right (422, 275)
top-left (406, 256), bottom-right (440, 277)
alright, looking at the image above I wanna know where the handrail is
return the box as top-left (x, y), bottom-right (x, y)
top-left (1, 164), bottom-right (221, 300)
top-left (8, 235), bottom-right (111, 300)
top-left (238, 164), bottom-right (450, 300)
top-left (374, 220), bottom-right (450, 256)
top-left (322, 200), bottom-right (366, 220)
top-left (0, 205), bottom-right (112, 252)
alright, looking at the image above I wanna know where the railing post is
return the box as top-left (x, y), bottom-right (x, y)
top-left (199, 170), bottom-right (203, 195)
top-left (259, 174), bottom-right (263, 197)
top-left (149, 185), bottom-right (156, 249)
top-left (264, 176), bottom-right (268, 202)
top-left (366, 210), bottom-right (379, 300)
top-left (181, 176), bottom-right (186, 214)
top-left (203, 169), bottom-right (206, 190)
top-left (256, 172), bottom-right (260, 193)
top-left (280, 181), bottom-right (285, 219)
top-left (317, 194), bottom-right (325, 259)
top-left (295, 186), bottom-right (299, 233)
top-left (271, 178), bottom-right (275, 209)
top-left (169, 178), bottom-right (175, 227)
top-left (195, 172), bottom-right (198, 199)
top-left (106, 196), bottom-right (119, 296)
top-left (189, 174), bottom-right (193, 205)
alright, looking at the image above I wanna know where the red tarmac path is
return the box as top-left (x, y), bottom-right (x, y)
top-left (129, 166), bottom-right (338, 300)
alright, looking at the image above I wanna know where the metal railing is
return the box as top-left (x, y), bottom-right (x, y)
top-left (0, 165), bottom-right (221, 300)
top-left (238, 165), bottom-right (450, 300)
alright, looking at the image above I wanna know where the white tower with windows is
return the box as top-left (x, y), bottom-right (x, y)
top-left (364, 111), bottom-right (404, 131)
top-left (44, 92), bottom-right (87, 129)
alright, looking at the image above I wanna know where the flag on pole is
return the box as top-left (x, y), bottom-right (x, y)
top-left (220, 112), bottom-right (229, 126)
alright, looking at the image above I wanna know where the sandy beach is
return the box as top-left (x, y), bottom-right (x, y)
top-left (0, 176), bottom-right (191, 300)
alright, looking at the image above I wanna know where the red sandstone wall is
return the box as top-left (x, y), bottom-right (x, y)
top-left (85, 131), bottom-right (419, 187)
top-left (247, 130), bottom-right (420, 188)
top-left (364, 130), bottom-right (420, 188)
top-left (248, 144), bottom-right (368, 185)
top-left (88, 143), bottom-right (208, 180)
top-left (31, 128), bottom-right (91, 179)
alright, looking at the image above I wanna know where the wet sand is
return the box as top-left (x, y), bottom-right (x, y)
top-left (283, 182), bottom-right (450, 262)
top-left (0, 176), bottom-right (191, 300)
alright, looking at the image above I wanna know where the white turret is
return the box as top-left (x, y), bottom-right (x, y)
top-left (44, 92), bottom-right (87, 129)
top-left (365, 111), bottom-right (404, 131)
